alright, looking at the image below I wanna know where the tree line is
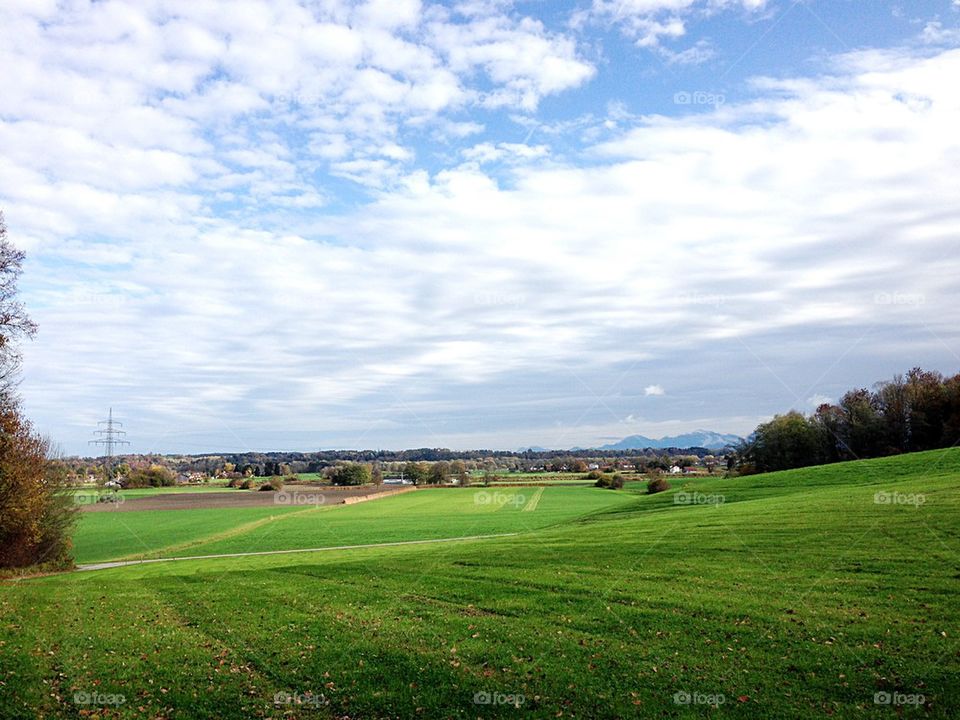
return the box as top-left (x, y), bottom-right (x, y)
top-left (86, 448), bottom-right (722, 480)
top-left (736, 367), bottom-right (960, 473)
top-left (143, 446), bottom-right (721, 476)
top-left (327, 460), bottom-right (471, 486)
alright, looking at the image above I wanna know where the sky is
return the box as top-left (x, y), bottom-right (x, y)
top-left (1, 0), bottom-right (959, 456)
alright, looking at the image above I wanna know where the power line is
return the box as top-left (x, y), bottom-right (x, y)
top-left (89, 408), bottom-right (130, 481)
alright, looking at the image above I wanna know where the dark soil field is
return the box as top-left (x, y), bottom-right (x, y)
top-left (81, 484), bottom-right (406, 512)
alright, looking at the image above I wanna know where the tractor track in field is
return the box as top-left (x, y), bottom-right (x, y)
top-left (522, 486), bottom-right (545, 511)
top-left (75, 532), bottom-right (520, 572)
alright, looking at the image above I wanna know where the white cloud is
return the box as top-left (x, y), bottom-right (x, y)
top-left (920, 20), bottom-right (960, 45)
top-left (659, 38), bottom-right (716, 64)
top-left (462, 142), bottom-right (550, 163)
top-left (0, 0), bottom-right (596, 206)
top-left (429, 12), bottom-right (595, 110)
top-left (355, 0), bottom-right (423, 30)
top-left (644, 385), bottom-right (666, 396)
top-left (2, 4), bottom-right (959, 452)
top-left (584, 0), bottom-right (767, 48)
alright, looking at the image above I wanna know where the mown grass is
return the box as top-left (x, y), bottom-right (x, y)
top-left (159, 486), bottom-right (633, 559)
top-left (72, 506), bottom-right (307, 564)
top-left (1, 449), bottom-right (958, 718)
top-left (488, 477), bottom-right (593, 486)
top-left (71, 487), bottom-right (635, 564)
top-left (482, 471), bottom-right (576, 478)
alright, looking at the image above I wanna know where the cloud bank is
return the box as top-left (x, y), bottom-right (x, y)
top-left (1, 1), bottom-right (958, 453)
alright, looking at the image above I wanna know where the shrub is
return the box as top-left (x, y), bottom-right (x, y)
top-left (595, 472), bottom-right (625, 490)
top-left (239, 478), bottom-right (254, 490)
top-left (259, 477), bottom-right (284, 492)
top-left (36, 460), bottom-right (78, 570)
top-left (331, 463), bottom-right (371, 486)
top-left (0, 400), bottom-right (78, 569)
top-left (227, 477), bottom-right (242, 488)
top-left (126, 464), bottom-right (176, 488)
top-left (647, 477), bottom-right (671, 495)
top-left (586, 470), bottom-right (602, 480)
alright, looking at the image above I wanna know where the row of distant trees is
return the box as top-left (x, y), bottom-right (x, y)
top-left (77, 451), bottom-right (720, 483)
top-left (737, 368), bottom-right (960, 473)
top-left (328, 460), bottom-right (472, 486)
top-left (159, 446), bottom-right (722, 478)
top-left (65, 450), bottom-right (722, 488)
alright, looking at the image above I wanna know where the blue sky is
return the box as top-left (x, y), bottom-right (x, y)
top-left (1, 0), bottom-right (959, 455)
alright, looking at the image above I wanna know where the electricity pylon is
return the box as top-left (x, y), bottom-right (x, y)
top-left (89, 408), bottom-right (130, 482)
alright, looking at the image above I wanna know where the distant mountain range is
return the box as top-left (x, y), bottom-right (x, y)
top-left (597, 430), bottom-right (743, 451)
top-left (517, 431), bottom-right (743, 453)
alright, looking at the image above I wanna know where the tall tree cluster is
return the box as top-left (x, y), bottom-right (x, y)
top-left (0, 212), bottom-right (76, 569)
top-left (739, 368), bottom-right (960, 473)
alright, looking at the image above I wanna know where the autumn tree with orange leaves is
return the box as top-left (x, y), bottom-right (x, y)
top-left (0, 211), bottom-right (76, 569)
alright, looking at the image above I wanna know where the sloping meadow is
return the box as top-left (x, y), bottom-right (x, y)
top-left (1, 450), bottom-right (958, 718)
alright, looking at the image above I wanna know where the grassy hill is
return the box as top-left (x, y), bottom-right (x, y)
top-left (1, 448), bottom-right (957, 718)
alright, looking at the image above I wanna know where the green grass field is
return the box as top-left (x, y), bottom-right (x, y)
top-left (156, 486), bottom-right (633, 560)
top-left (69, 487), bottom-right (633, 564)
top-left (288, 472), bottom-right (326, 482)
top-left (488, 477), bottom-right (594, 485)
top-left (472, 471), bottom-right (590, 482)
top-left (72, 505), bottom-right (309, 564)
top-left (2, 449), bottom-right (958, 718)
top-left (482, 471), bottom-right (573, 478)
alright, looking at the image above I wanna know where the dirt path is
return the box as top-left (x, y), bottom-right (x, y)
top-left (76, 532), bottom-right (520, 572)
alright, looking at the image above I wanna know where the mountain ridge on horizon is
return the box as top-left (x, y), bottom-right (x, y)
top-left (597, 429), bottom-right (743, 451)
top-left (519, 429), bottom-right (743, 452)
